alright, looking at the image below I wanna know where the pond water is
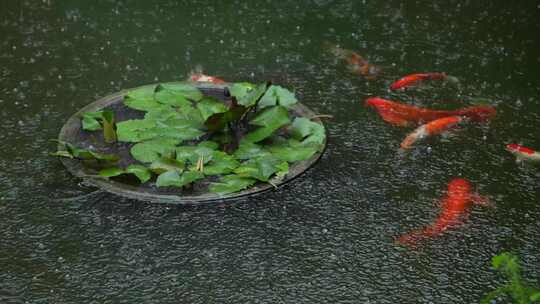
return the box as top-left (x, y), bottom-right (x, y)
top-left (1, 1), bottom-right (540, 303)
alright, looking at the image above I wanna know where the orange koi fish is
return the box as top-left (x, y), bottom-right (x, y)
top-left (506, 143), bottom-right (540, 162)
top-left (390, 72), bottom-right (454, 90)
top-left (400, 116), bottom-right (463, 150)
top-left (328, 44), bottom-right (381, 80)
top-left (396, 178), bottom-right (488, 247)
top-left (190, 73), bottom-right (225, 84)
top-left (365, 97), bottom-right (496, 127)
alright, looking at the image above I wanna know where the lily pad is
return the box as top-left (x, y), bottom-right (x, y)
top-left (209, 174), bottom-right (257, 195)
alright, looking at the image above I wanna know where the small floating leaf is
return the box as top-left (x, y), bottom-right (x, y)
top-left (289, 117), bottom-right (326, 147)
top-left (259, 85), bottom-right (298, 109)
top-left (81, 111), bottom-right (104, 131)
top-left (229, 82), bottom-right (256, 100)
top-left (130, 138), bottom-right (180, 163)
top-left (156, 83), bottom-right (203, 102)
top-left (203, 151), bottom-right (240, 175)
top-left (209, 174), bottom-right (257, 195)
top-left (99, 167), bottom-right (125, 178)
top-left (149, 157), bottom-right (185, 175)
top-left (237, 82), bottom-right (269, 107)
top-left (244, 106), bottom-right (290, 143)
top-left (197, 96), bottom-right (228, 121)
top-left (126, 164), bottom-right (152, 183)
top-left (156, 170), bottom-right (204, 188)
top-left (234, 155), bottom-right (283, 182)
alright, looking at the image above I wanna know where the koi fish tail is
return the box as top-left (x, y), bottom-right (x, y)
top-left (400, 125), bottom-right (427, 149)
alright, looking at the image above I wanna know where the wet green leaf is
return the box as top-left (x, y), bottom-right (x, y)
top-left (126, 164), bottom-right (152, 183)
top-left (203, 151), bottom-right (240, 175)
top-left (237, 82), bottom-right (269, 107)
top-left (234, 155), bottom-right (283, 182)
top-left (81, 111), bottom-right (104, 131)
top-left (289, 117), bottom-right (326, 148)
top-left (156, 83), bottom-right (203, 101)
top-left (259, 85), bottom-right (298, 109)
top-left (156, 170), bottom-right (204, 188)
top-left (101, 111), bottom-right (116, 143)
top-left (244, 106), bottom-right (290, 142)
top-left (267, 141), bottom-right (318, 162)
top-left (116, 119), bottom-right (157, 142)
top-left (51, 142), bottom-right (119, 162)
top-left (149, 157), bottom-right (185, 174)
top-left (123, 85), bottom-right (160, 111)
top-left (176, 142), bottom-right (216, 165)
top-left (130, 138), bottom-right (180, 163)
top-left (229, 82), bottom-right (256, 100)
top-left (209, 174), bottom-right (257, 195)
top-left (197, 96), bottom-right (228, 121)
top-left (154, 88), bottom-right (191, 107)
top-left (233, 141), bottom-right (267, 160)
top-left (99, 167), bottom-right (125, 178)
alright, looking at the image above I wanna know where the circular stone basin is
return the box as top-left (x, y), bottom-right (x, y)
top-left (57, 82), bottom-right (327, 204)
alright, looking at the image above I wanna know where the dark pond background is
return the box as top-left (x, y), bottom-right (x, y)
top-left (1, 1), bottom-right (540, 303)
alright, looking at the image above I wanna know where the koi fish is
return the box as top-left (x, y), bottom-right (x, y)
top-left (390, 72), bottom-right (457, 90)
top-left (365, 97), bottom-right (496, 127)
top-left (190, 73), bottom-right (225, 84)
top-left (400, 116), bottom-right (463, 150)
top-left (188, 65), bottom-right (226, 84)
top-left (396, 178), bottom-right (488, 247)
top-left (328, 44), bottom-right (381, 80)
top-left (505, 143), bottom-right (540, 162)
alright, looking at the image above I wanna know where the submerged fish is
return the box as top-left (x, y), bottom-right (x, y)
top-left (365, 97), bottom-right (496, 127)
top-left (390, 72), bottom-right (457, 90)
top-left (506, 143), bottom-right (540, 162)
top-left (189, 73), bottom-right (226, 84)
top-left (328, 44), bottom-right (381, 80)
top-left (400, 116), bottom-right (463, 150)
top-left (396, 178), bottom-right (488, 247)
top-left (188, 65), bottom-right (226, 84)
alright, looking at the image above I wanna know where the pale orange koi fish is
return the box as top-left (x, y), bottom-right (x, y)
top-left (390, 72), bottom-right (455, 90)
top-left (396, 178), bottom-right (489, 247)
top-left (506, 143), bottom-right (540, 162)
top-left (328, 44), bottom-right (381, 80)
top-left (190, 73), bottom-right (225, 84)
top-left (365, 97), bottom-right (496, 127)
top-left (400, 116), bottom-right (463, 150)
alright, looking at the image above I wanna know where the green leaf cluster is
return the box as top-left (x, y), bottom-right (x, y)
top-left (481, 252), bottom-right (540, 304)
top-left (56, 81), bottom-right (326, 195)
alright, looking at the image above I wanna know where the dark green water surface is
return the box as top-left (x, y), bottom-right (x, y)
top-left (1, 1), bottom-right (540, 303)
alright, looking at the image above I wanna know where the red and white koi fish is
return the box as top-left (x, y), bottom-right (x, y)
top-left (390, 72), bottom-right (456, 90)
top-left (190, 73), bottom-right (225, 84)
top-left (365, 97), bottom-right (496, 127)
top-left (328, 44), bottom-right (381, 80)
top-left (396, 178), bottom-right (489, 247)
top-left (505, 144), bottom-right (540, 162)
top-left (400, 116), bottom-right (463, 150)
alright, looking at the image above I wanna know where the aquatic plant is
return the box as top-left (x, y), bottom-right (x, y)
top-left (481, 252), bottom-right (540, 304)
top-left (52, 81), bottom-right (326, 195)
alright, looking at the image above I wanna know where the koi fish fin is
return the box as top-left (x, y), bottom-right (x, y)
top-left (377, 110), bottom-right (411, 127)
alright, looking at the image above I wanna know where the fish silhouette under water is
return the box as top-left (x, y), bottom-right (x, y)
top-left (364, 97), bottom-right (496, 127)
top-left (396, 178), bottom-right (489, 247)
top-left (327, 44), bottom-right (381, 80)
